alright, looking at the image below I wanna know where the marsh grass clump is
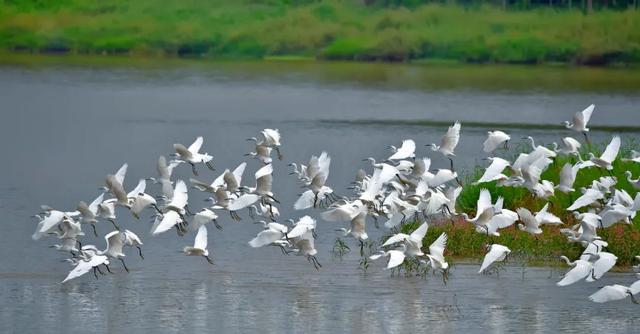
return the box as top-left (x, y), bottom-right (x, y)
top-left (380, 139), bottom-right (640, 270)
top-left (331, 237), bottom-right (351, 261)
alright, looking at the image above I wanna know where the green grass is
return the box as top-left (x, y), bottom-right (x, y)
top-left (388, 139), bottom-right (640, 268)
top-left (0, 1), bottom-right (639, 65)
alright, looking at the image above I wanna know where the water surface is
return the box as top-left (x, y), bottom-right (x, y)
top-left (1, 59), bottom-right (639, 333)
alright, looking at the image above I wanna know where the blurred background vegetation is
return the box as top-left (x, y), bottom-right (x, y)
top-left (0, 0), bottom-right (638, 65)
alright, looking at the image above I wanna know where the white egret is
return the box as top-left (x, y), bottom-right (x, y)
top-left (183, 225), bottom-right (214, 265)
top-left (556, 163), bottom-right (579, 193)
top-left (247, 128), bottom-right (283, 160)
top-left (556, 257), bottom-right (593, 286)
top-left (478, 244), bottom-right (511, 274)
top-left (122, 229), bottom-right (144, 259)
top-left (429, 121), bottom-right (461, 171)
top-left (147, 155), bottom-right (181, 184)
top-left (582, 251), bottom-right (617, 282)
top-left (173, 136), bottom-right (214, 175)
top-left (76, 193), bottom-right (104, 237)
top-left (424, 232), bottom-right (449, 279)
top-left (322, 200), bottom-right (369, 254)
top-left (381, 221), bottom-right (429, 257)
top-left (248, 221), bottom-right (289, 254)
top-left (479, 209), bottom-right (518, 236)
top-left (370, 248), bottom-right (406, 270)
top-left (588, 135), bottom-right (620, 171)
top-left (553, 137), bottom-right (581, 156)
top-left (563, 104), bottom-right (594, 143)
top-left (388, 139), bottom-right (416, 160)
top-left (566, 187), bottom-right (605, 211)
top-left (191, 207), bottom-right (222, 231)
top-left (483, 130), bottom-right (510, 153)
top-left (524, 136), bottom-right (557, 159)
top-left (475, 157), bottom-right (510, 184)
top-left (460, 189), bottom-right (496, 231)
top-left (32, 208), bottom-right (80, 240)
top-left (102, 231), bottom-right (131, 272)
top-left (291, 230), bottom-right (321, 270)
top-left (589, 282), bottom-right (640, 304)
top-left (60, 253), bottom-right (110, 283)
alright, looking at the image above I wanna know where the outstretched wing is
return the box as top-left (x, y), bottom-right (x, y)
top-left (229, 194), bottom-right (260, 211)
top-left (477, 189), bottom-right (492, 214)
top-left (114, 163), bottom-right (128, 186)
top-left (388, 139), bottom-right (416, 160)
top-left (193, 225), bottom-right (208, 250)
top-left (410, 222), bottom-right (429, 243)
top-left (588, 285), bottom-right (629, 303)
top-left (61, 259), bottom-right (94, 283)
top-left (127, 179), bottom-right (146, 198)
top-left (169, 180), bottom-right (188, 209)
top-left (188, 136), bottom-right (204, 154)
top-left (232, 162), bottom-right (247, 186)
top-left (535, 203), bottom-right (562, 225)
top-left (381, 233), bottom-right (409, 247)
top-left (386, 250), bottom-right (406, 269)
top-left (152, 211), bottom-right (182, 235)
top-left (88, 193), bottom-right (104, 213)
top-left (556, 261), bottom-right (592, 286)
top-left (105, 231), bottom-right (125, 256)
top-left (600, 135), bottom-right (621, 163)
top-left (428, 232), bottom-right (447, 260)
top-left (479, 245), bottom-right (508, 273)
top-left (249, 229), bottom-right (283, 248)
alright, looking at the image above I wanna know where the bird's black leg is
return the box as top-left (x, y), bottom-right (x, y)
top-left (628, 291), bottom-right (640, 304)
top-left (203, 255), bottom-right (214, 265)
top-left (267, 195), bottom-right (280, 204)
top-left (449, 158), bottom-right (454, 171)
top-left (275, 147), bottom-right (283, 161)
top-left (312, 229), bottom-right (318, 239)
top-left (151, 204), bottom-right (162, 214)
top-left (91, 224), bottom-right (98, 237)
top-left (190, 162), bottom-right (198, 176)
top-left (96, 266), bottom-right (105, 275)
top-left (104, 264), bottom-right (113, 274)
top-left (93, 267), bottom-right (99, 279)
top-left (119, 258), bottom-right (130, 273)
top-left (136, 246), bottom-right (144, 259)
top-left (313, 256), bottom-right (322, 269)
top-left (109, 219), bottom-right (120, 231)
top-left (583, 132), bottom-right (591, 145)
top-left (213, 219), bottom-right (223, 230)
top-left (205, 161), bottom-right (215, 171)
top-left (360, 240), bottom-right (364, 257)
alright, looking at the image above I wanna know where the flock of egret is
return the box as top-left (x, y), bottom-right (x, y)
top-left (31, 104), bottom-right (640, 304)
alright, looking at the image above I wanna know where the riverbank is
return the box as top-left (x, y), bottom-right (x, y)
top-left (1, 2), bottom-right (639, 65)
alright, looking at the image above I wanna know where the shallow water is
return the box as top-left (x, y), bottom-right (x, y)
top-left (1, 60), bottom-right (639, 333)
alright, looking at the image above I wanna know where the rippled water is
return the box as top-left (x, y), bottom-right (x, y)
top-left (1, 60), bottom-right (639, 333)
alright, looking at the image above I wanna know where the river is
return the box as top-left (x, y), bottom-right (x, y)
top-left (1, 57), bottom-right (639, 333)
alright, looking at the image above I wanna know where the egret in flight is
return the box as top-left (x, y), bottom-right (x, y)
top-left (563, 104), bottom-right (594, 143)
